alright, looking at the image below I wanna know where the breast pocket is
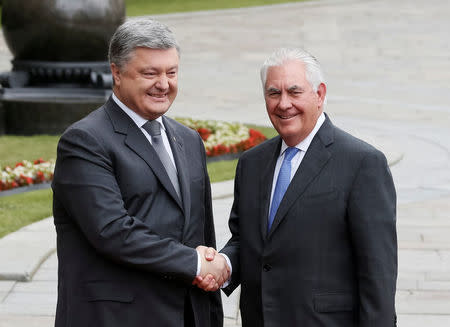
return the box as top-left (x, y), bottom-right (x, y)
top-left (301, 188), bottom-right (338, 203)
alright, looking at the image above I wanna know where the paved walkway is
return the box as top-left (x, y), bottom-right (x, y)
top-left (1, 0), bottom-right (450, 325)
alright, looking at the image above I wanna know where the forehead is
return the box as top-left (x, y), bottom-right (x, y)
top-left (265, 60), bottom-right (307, 87)
top-left (127, 47), bottom-right (179, 67)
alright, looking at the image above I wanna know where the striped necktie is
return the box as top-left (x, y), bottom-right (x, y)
top-left (143, 120), bottom-right (181, 199)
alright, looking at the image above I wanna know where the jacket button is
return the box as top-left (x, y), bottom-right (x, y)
top-left (263, 264), bottom-right (272, 272)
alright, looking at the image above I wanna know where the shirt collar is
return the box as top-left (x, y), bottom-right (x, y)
top-left (280, 112), bottom-right (326, 155)
top-left (112, 93), bottom-right (165, 130)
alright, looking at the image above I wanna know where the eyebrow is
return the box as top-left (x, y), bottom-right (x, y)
top-left (266, 87), bottom-right (280, 93)
top-left (141, 65), bottom-right (179, 72)
top-left (287, 85), bottom-right (302, 92)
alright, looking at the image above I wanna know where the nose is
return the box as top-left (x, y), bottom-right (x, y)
top-left (155, 74), bottom-right (169, 90)
top-left (278, 92), bottom-right (292, 110)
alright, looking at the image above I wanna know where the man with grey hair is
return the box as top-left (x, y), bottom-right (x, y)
top-left (219, 47), bottom-right (397, 326)
top-left (52, 18), bottom-right (228, 327)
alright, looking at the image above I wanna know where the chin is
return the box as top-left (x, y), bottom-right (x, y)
top-left (278, 126), bottom-right (301, 136)
top-left (279, 128), bottom-right (303, 141)
top-left (146, 102), bottom-right (170, 112)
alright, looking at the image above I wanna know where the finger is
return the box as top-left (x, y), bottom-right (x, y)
top-left (196, 245), bottom-right (207, 254)
top-left (192, 275), bottom-right (203, 286)
top-left (205, 281), bottom-right (219, 292)
top-left (219, 263), bottom-right (230, 282)
top-left (197, 274), bottom-right (214, 290)
top-left (204, 247), bottom-right (216, 261)
top-left (202, 274), bottom-right (213, 285)
top-left (204, 278), bottom-right (216, 291)
top-left (217, 275), bottom-right (226, 287)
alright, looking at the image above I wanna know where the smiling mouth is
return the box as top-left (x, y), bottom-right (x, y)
top-left (278, 114), bottom-right (296, 119)
top-left (148, 93), bottom-right (168, 99)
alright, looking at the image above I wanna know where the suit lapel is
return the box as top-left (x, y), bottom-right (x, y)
top-left (104, 99), bottom-right (183, 211)
top-left (259, 138), bottom-right (282, 241)
top-left (163, 117), bottom-right (191, 235)
top-left (267, 116), bottom-right (334, 239)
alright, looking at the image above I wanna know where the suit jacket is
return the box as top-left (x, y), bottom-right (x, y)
top-left (221, 114), bottom-right (397, 327)
top-left (52, 97), bottom-right (223, 327)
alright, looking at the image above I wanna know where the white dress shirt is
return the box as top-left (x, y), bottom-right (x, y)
top-left (111, 93), bottom-right (177, 170)
top-left (268, 112), bottom-right (325, 213)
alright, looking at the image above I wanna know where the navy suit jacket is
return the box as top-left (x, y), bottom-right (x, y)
top-left (52, 97), bottom-right (222, 327)
top-left (221, 114), bottom-right (397, 327)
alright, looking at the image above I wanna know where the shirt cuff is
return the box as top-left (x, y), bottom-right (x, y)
top-left (196, 250), bottom-right (201, 276)
top-left (220, 253), bottom-right (232, 288)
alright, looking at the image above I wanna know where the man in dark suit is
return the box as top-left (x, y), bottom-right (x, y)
top-left (219, 48), bottom-right (397, 326)
top-left (52, 18), bottom-right (228, 327)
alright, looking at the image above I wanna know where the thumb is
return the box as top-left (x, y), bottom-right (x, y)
top-left (205, 247), bottom-right (217, 261)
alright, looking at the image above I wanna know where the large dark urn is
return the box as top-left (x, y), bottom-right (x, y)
top-left (0, 0), bottom-right (125, 135)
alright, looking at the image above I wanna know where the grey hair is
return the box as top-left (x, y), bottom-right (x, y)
top-left (108, 18), bottom-right (180, 70)
top-left (260, 47), bottom-right (325, 92)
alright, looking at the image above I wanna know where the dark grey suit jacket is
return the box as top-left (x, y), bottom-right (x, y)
top-left (221, 114), bottom-right (397, 327)
top-left (52, 97), bottom-right (222, 327)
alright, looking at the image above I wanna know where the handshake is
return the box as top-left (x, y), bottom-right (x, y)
top-left (192, 245), bottom-right (231, 292)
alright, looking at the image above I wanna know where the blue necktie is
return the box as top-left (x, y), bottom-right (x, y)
top-left (268, 147), bottom-right (300, 232)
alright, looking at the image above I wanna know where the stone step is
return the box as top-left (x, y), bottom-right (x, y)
top-left (398, 271), bottom-right (450, 291)
top-left (397, 290), bottom-right (450, 314)
top-left (0, 218), bottom-right (55, 282)
top-left (399, 249), bottom-right (450, 273)
top-left (398, 226), bottom-right (450, 245)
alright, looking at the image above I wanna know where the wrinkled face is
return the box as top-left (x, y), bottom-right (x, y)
top-left (264, 60), bottom-right (326, 146)
top-left (111, 47), bottom-right (179, 120)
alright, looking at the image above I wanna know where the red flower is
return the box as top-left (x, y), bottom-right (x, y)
top-left (35, 171), bottom-right (45, 183)
top-left (1, 158), bottom-right (56, 193)
top-left (197, 128), bottom-right (212, 141)
top-left (204, 129), bottom-right (267, 158)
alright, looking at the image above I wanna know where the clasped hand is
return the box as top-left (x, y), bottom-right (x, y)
top-left (192, 246), bottom-right (230, 292)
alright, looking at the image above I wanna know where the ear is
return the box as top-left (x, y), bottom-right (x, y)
top-left (316, 83), bottom-right (327, 108)
top-left (110, 63), bottom-right (121, 87)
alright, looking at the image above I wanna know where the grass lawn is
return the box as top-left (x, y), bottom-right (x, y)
top-left (0, 189), bottom-right (52, 238)
top-left (207, 125), bottom-right (277, 182)
top-left (0, 124), bottom-right (277, 238)
top-left (0, 135), bottom-right (59, 168)
top-left (125, 0), bottom-right (308, 16)
top-left (0, 1), bottom-right (309, 27)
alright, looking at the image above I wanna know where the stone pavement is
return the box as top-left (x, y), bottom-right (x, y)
top-left (1, 0), bottom-right (450, 325)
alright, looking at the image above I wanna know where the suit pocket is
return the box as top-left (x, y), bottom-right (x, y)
top-left (302, 188), bottom-right (337, 201)
top-left (84, 281), bottom-right (134, 303)
top-left (314, 292), bottom-right (355, 313)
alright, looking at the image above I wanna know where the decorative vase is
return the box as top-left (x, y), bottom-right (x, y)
top-left (1, 0), bottom-right (125, 61)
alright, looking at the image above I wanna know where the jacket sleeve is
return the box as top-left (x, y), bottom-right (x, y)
top-left (52, 127), bottom-right (198, 284)
top-left (197, 131), bottom-right (224, 327)
top-left (220, 158), bottom-right (243, 296)
top-left (347, 149), bottom-right (397, 326)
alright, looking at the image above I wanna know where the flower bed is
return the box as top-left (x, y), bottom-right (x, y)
top-left (0, 119), bottom-right (267, 193)
top-left (175, 118), bottom-right (267, 157)
top-left (0, 159), bottom-right (55, 191)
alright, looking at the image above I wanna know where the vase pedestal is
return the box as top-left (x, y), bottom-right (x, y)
top-left (1, 87), bottom-right (111, 135)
